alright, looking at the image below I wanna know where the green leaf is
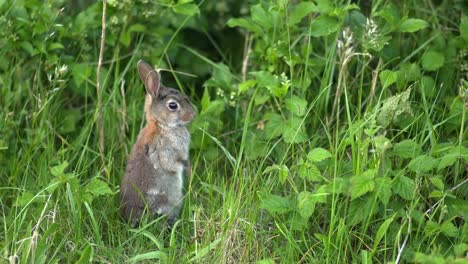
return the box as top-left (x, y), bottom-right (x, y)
top-left (420, 76), bottom-right (436, 97)
top-left (203, 63), bottom-right (233, 91)
top-left (351, 169), bottom-right (376, 200)
top-left (373, 135), bottom-right (392, 154)
top-left (399, 63), bottom-right (421, 82)
top-left (15, 192), bottom-right (44, 207)
top-left (227, 18), bottom-right (262, 34)
top-left (128, 251), bottom-right (168, 262)
top-left (172, 3), bottom-right (199, 16)
top-left (408, 155), bottom-right (438, 173)
top-left (398, 18), bottom-right (428, 32)
top-left (393, 139), bottom-right (422, 159)
top-left (251, 4), bottom-right (273, 30)
top-left (263, 164), bottom-right (289, 184)
top-left (188, 238), bottom-right (221, 262)
top-left (438, 153), bottom-right (458, 171)
top-left (297, 191), bottom-right (316, 219)
top-left (429, 176), bottom-right (444, 191)
top-left (375, 177), bottom-right (392, 205)
top-left (76, 244), bottom-right (94, 264)
top-left (285, 96), bottom-right (308, 116)
top-left (315, 0), bottom-right (333, 14)
top-left (86, 178), bottom-right (113, 196)
top-left (282, 117), bottom-right (308, 143)
top-left (263, 113), bottom-right (284, 139)
top-left (393, 175), bottom-right (415, 200)
top-left (50, 161), bottom-right (69, 177)
top-left (288, 2), bottom-right (319, 25)
top-left (309, 15), bottom-right (341, 37)
top-left (440, 221), bottom-right (458, 237)
top-left (257, 259), bottom-right (275, 264)
top-left (372, 213), bottom-right (397, 253)
top-left (379, 70), bottom-right (398, 89)
top-left (48, 42), bottom-right (64, 51)
top-left (20, 41), bottom-right (35, 56)
top-left (238, 80), bottom-right (256, 93)
top-left (259, 193), bottom-right (292, 214)
top-left (424, 220), bottom-right (440, 237)
top-left (250, 71), bottom-right (284, 97)
top-left (454, 243), bottom-right (468, 257)
top-left (376, 88), bottom-right (413, 127)
top-left (461, 16), bottom-right (468, 41)
top-left (298, 163), bottom-right (322, 182)
top-left (307, 148), bottom-right (332, 163)
top-left (421, 50), bottom-right (445, 72)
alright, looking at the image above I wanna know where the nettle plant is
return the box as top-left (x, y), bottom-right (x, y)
top-left (225, 0), bottom-right (467, 261)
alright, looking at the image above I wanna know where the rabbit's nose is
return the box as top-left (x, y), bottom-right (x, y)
top-left (181, 112), bottom-right (195, 122)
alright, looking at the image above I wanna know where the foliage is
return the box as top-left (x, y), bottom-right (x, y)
top-left (0, 0), bottom-right (467, 263)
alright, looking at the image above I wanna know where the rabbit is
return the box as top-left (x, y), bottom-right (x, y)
top-left (120, 60), bottom-right (195, 226)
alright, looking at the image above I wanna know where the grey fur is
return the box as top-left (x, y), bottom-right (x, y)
top-left (120, 60), bottom-right (195, 226)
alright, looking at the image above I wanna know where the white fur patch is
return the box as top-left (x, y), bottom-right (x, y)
top-left (147, 188), bottom-right (163, 196)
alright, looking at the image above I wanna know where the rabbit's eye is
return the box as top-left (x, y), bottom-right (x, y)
top-left (168, 101), bottom-right (178, 111)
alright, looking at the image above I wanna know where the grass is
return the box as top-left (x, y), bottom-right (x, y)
top-left (1, 0), bottom-right (467, 263)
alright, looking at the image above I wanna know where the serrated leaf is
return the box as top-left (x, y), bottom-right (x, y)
top-left (172, 3), bottom-right (199, 16)
top-left (377, 88), bottom-right (413, 127)
top-left (440, 221), bottom-right (458, 237)
top-left (238, 80), bottom-right (256, 93)
top-left (393, 139), bottom-right (422, 159)
top-left (309, 15), bottom-right (341, 37)
top-left (424, 220), bottom-right (439, 236)
top-left (429, 177), bottom-right (444, 191)
top-left (263, 164), bottom-right (289, 184)
top-left (325, 177), bottom-right (349, 194)
top-left (264, 113), bottom-right (284, 139)
top-left (408, 155), bottom-right (438, 173)
top-left (50, 161), bottom-right (69, 177)
top-left (307, 148), bottom-right (332, 163)
top-left (373, 135), bottom-right (392, 154)
top-left (454, 243), bottom-right (468, 257)
top-left (86, 178), bottom-right (113, 196)
top-left (421, 50), bottom-right (445, 71)
top-left (15, 192), bottom-right (44, 207)
top-left (285, 96), bottom-right (308, 116)
top-left (288, 213), bottom-right (308, 231)
top-left (259, 193), bottom-right (292, 214)
top-left (375, 176), bottom-right (392, 205)
top-left (379, 70), bottom-right (398, 89)
top-left (298, 163), bottom-right (322, 181)
top-left (251, 4), bottom-right (273, 30)
top-left (282, 117), bottom-right (308, 143)
top-left (297, 191), bottom-right (316, 219)
top-left (372, 213), bottom-right (397, 253)
top-left (288, 2), bottom-right (319, 25)
top-left (351, 169), bottom-right (376, 200)
top-left (393, 175), bottom-right (415, 200)
top-left (438, 153), bottom-right (458, 171)
top-left (398, 18), bottom-right (428, 33)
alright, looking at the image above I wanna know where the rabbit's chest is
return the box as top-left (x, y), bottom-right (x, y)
top-left (148, 128), bottom-right (189, 173)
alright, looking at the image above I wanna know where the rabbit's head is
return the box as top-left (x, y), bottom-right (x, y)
top-left (137, 60), bottom-right (195, 127)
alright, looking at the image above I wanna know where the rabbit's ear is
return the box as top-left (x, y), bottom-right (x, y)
top-left (137, 60), bottom-right (160, 98)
